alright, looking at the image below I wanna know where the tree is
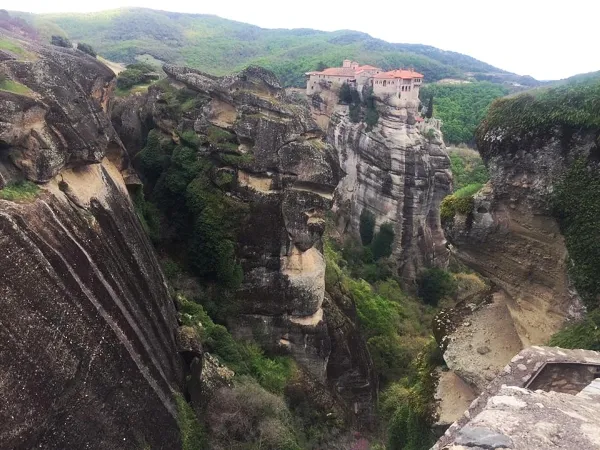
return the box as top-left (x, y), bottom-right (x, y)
top-left (315, 61), bottom-right (327, 71)
top-left (359, 209), bottom-right (376, 245)
top-left (425, 96), bottom-right (434, 119)
top-left (371, 223), bottom-right (395, 260)
top-left (417, 268), bottom-right (457, 306)
top-left (77, 42), bottom-right (96, 57)
top-left (50, 35), bottom-right (72, 48)
top-left (338, 82), bottom-right (353, 104)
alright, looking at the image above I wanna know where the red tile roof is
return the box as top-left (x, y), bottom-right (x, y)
top-left (373, 69), bottom-right (424, 80)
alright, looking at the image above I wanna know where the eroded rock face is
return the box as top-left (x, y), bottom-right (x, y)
top-left (156, 64), bottom-right (339, 382)
top-left (328, 102), bottom-right (452, 281)
top-left (0, 29), bottom-right (125, 183)
top-left (113, 65), bottom-right (377, 425)
top-left (0, 28), bottom-right (183, 449)
top-left (441, 128), bottom-right (592, 389)
top-left (433, 347), bottom-right (600, 450)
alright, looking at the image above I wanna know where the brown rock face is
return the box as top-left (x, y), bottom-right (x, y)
top-left (0, 30), bottom-right (124, 183)
top-left (0, 28), bottom-right (183, 449)
top-left (327, 101), bottom-right (452, 281)
top-left (441, 126), bottom-right (592, 390)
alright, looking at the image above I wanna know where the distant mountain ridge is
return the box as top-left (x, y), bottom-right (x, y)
top-left (15, 7), bottom-right (540, 88)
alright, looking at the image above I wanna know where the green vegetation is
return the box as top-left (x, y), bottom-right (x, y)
top-left (178, 295), bottom-right (295, 394)
top-left (359, 208), bottom-right (376, 245)
top-left (206, 376), bottom-right (301, 450)
top-left (454, 183), bottom-right (484, 198)
top-left (371, 222), bottom-right (394, 260)
top-left (0, 35), bottom-right (36, 61)
top-left (76, 42), bottom-right (96, 57)
top-left (440, 182), bottom-right (483, 224)
top-left (448, 147), bottom-right (489, 191)
top-left (323, 231), bottom-right (464, 450)
top-left (0, 181), bottom-right (40, 202)
top-left (420, 82), bottom-right (508, 144)
top-left (553, 159), bottom-right (600, 309)
top-left (339, 83), bottom-right (379, 129)
top-left (50, 34), bottom-right (72, 48)
top-left (0, 77), bottom-right (32, 96)
top-left (175, 393), bottom-right (208, 450)
top-left (549, 309), bottom-right (600, 351)
top-left (477, 78), bottom-right (600, 147)
top-left (20, 8), bottom-right (514, 88)
top-left (417, 268), bottom-right (458, 307)
top-left (116, 62), bottom-right (156, 89)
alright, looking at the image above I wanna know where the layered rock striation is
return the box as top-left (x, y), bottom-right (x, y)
top-left (439, 91), bottom-right (598, 392)
top-left (113, 64), bottom-right (378, 427)
top-left (0, 29), bottom-right (184, 449)
top-left (327, 97), bottom-right (452, 281)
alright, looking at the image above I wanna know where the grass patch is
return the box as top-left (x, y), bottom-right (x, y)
top-left (453, 182), bottom-right (483, 198)
top-left (0, 38), bottom-right (35, 60)
top-left (0, 78), bottom-right (33, 96)
top-left (0, 181), bottom-right (40, 202)
top-left (174, 392), bottom-right (207, 450)
top-left (114, 82), bottom-right (152, 97)
top-left (549, 309), bottom-right (600, 351)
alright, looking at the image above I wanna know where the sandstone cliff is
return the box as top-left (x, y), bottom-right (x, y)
top-left (325, 97), bottom-right (452, 281)
top-left (438, 88), bottom-right (598, 391)
top-left (0, 28), bottom-right (185, 449)
top-left (112, 64), bottom-right (378, 428)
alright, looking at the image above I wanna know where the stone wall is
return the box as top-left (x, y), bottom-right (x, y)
top-left (433, 347), bottom-right (600, 450)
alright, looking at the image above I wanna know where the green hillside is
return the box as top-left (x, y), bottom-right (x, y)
top-left (16, 7), bottom-right (536, 88)
top-left (420, 82), bottom-right (509, 145)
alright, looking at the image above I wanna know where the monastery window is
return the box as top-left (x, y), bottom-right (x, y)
top-left (383, 80), bottom-right (387, 86)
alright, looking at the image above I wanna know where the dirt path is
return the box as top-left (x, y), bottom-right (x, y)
top-left (444, 290), bottom-right (524, 391)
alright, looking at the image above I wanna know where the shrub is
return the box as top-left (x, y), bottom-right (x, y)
top-left (371, 222), bottom-right (395, 260)
top-left (0, 180), bottom-right (39, 202)
top-left (177, 295), bottom-right (294, 393)
top-left (347, 278), bottom-right (401, 339)
top-left (135, 130), bottom-right (170, 186)
top-left (206, 377), bottom-right (300, 450)
top-left (359, 208), bottom-right (376, 245)
top-left (448, 148), bottom-right (489, 191)
top-left (77, 42), bottom-right (96, 57)
top-left (440, 193), bottom-right (475, 224)
top-left (338, 83), bottom-right (353, 104)
top-left (477, 78), bottom-right (600, 149)
top-left (116, 63), bottom-right (154, 90)
top-left (454, 182), bottom-right (483, 198)
top-left (553, 159), bottom-right (600, 308)
top-left (417, 268), bottom-right (457, 306)
top-left (174, 393), bottom-right (207, 450)
top-left (50, 35), bottom-right (72, 48)
top-left (549, 309), bottom-right (600, 351)
top-left (349, 103), bottom-right (360, 123)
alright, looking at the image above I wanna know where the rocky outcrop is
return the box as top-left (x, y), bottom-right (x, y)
top-left (0, 32), bottom-right (124, 184)
top-left (113, 64), bottom-right (377, 427)
top-left (433, 347), bottom-right (600, 450)
top-left (327, 99), bottom-right (452, 281)
top-left (440, 121), bottom-right (594, 390)
top-left (0, 28), bottom-right (184, 449)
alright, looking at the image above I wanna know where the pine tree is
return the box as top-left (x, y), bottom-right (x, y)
top-left (425, 96), bottom-right (434, 119)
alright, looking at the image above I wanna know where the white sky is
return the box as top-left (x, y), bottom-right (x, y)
top-left (12, 0), bottom-right (600, 80)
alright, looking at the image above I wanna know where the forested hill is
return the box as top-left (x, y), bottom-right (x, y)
top-left (16, 7), bottom-right (537, 87)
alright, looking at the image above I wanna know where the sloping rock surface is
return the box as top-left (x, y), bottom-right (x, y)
top-left (0, 28), bottom-right (183, 449)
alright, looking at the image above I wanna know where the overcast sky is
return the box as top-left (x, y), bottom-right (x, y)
top-left (14, 0), bottom-right (599, 80)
